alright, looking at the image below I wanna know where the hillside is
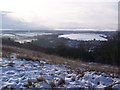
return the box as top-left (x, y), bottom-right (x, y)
top-left (0, 45), bottom-right (120, 89)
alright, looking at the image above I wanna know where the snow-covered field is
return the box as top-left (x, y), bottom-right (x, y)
top-left (1, 32), bottom-right (53, 43)
top-left (58, 33), bottom-right (108, 41)
top-left (14, 39), bottom-right (37, 44)
top-left (15, 32), bottom-right (53, 37)
top-left (1, 32), bottom-right (53, 38)
top-left (0, 56), bottom-right (120, 89)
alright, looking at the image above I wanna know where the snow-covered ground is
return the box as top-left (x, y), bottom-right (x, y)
top-left (58, 33), bottom-right (108, 41)
top-left (14, 39), bottom-right (37, 44)
top-left (0, 56), bottom-right (120, 89)
top-left (15, 32), bottom-right (53, 37)
top-left (1, 32), bottom-right (53, 38)
top-left (1, 32), bottom-right (53, 43)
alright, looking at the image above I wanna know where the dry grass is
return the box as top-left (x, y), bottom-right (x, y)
top-left (7, 61), bottom-right (15, 67)
top-left (49, 80), bottom-right (56, 88)
top-left (23, 79), bottom-right (33, 88)
top-left (36, 76), bottom-right (46, 82)
top-left (1, 45), bottom-right (120, 75)
top-left (57, 78), bottom-right (65, 86)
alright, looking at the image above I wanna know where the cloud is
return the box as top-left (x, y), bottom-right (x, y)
top-left (0, 0), bottom-right (118, 30)
top-left (50, 2), bottom-right (118, 29)
top-left (0, 11), bottom-right (50, 30)
top-left (0, 11), bottom-right (2, 30)
top-left (1, 11), bottom-right (13, 14)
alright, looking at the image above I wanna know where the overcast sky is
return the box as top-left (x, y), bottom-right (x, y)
top-left (0, 0), bottom-right (119, 31)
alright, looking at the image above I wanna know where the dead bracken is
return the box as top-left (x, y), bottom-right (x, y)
top-left (7, 61), bottom-right (15, 67)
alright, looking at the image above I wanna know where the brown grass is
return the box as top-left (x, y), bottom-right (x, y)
top-left (1, 45), bottom-right (120, 75)
top-left (49, 80), bottom-right (56, 88)
top-left (57, 78), bottom-right (65, 86)
top-left (36, 76), bottom-right (46, 82)
top-left (7, 61), bottom-right (15, 67)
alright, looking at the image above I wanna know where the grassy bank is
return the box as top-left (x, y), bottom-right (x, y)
top-left (1, 45), bottom-right (120, 75)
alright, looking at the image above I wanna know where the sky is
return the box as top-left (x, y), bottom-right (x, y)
top-left (0, 0), bottom-right (119, 31)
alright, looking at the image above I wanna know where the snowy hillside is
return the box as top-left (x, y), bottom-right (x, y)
top-left (0, 55), bottom-right (120, 89)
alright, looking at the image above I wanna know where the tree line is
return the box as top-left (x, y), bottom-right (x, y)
top-left (2, 32), bottom-right (120, 66)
